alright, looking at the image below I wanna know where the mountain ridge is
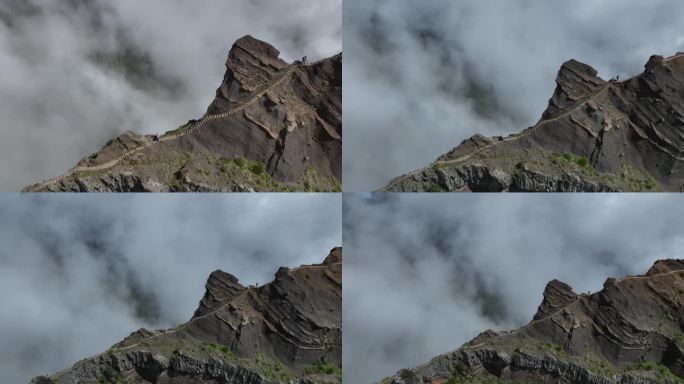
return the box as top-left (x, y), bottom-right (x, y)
top-left (31, 247), bottom-right (342, 384)
top-left (24, 35), bottom-right (342, 192)
top-left (378, 259), bottom-right (684, 384)
top-left (383, 52), bottom-right (684, 192)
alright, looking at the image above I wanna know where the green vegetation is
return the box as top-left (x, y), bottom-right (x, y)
top-left (433, 147), bottom-right (663, 192)
top-left (68, 148), bottom-right (341, 192)
top-left (548, 152), bottom-right (598, 177)
top-left (299, 166), bottom-right (339, 192)
top-left (614, 162), bottom-right (660, 191)
top-left (162, 123), bottom-right (192, 137)
top-left (201, 342), bottom-right (237, 360)
top-left (249, 161), bottom-right (266, 175)
top-left (100, 366), bottom-right (121, 384)
top-left (196, 342), bottom-right (295, 382)
top-left (252, 352), bottom-right (294, 383)
top-left (537, 342), bottom-right (565, 355)
top-left (305, 360), bottom-right (341, 375)
top-left (628, 360), bottom-right (684, 383)
top-left (233, 157), bottom-right (245, 168)
top-left (675, 332), bottom-right (684, 351)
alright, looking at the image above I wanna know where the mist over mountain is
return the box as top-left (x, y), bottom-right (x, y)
top-left (0, 0), bottom-right (341, 190)
top-left (33, 248), bottom-right (342, 384)
top-left (0, 194), bottom-right (341, 383)
top-left (343, 0), bottom-right (684, 190)
top-left (343, 194), bottom-right (684, 383)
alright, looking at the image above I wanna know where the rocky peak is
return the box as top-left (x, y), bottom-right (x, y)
top-left (646, 259), bottom-right (684, 276)
top-left (233, 35), bottom-right (281, 61)
top-left (532, 279), bottom-right (577, 321)
top-left (544, 59), bottom-right (604, 118)
top-left (645, 54), bottom-right (667, 71)
top-left (557, 59), bottom-right (599, 87)
top-left (193, 270), bottom-right (246, 318)
top-left (212, 35), bottom-right (291, 113)
top-left (323, 246), bottom-right (342, 265)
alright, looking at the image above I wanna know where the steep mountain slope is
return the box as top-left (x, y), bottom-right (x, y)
top-left (383, 53), bottom-right (684, 192)
top-left (378, 260), bottom-right (684, 384)
top-left (24, 36), bottom-right (342, 192)
top-left (31, 248), bottom-right (342, 384)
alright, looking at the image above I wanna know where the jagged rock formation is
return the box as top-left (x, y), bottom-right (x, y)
top-left (383, 53), bottom-right (684, 192)
top-left (31, 248), bottom-right (342, 384)
top-left (378, 260), bottom-right (684, 384)
top-left (24, 36), bottom-right (342, 192)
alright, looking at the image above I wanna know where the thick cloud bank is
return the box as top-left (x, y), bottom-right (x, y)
top-left (343, 194), bottom-right (684, 383)
top-left (343, 0), bottom-right (684, 190)
top-left (0, 0), bottom-right (341, 190)
top-left (0, 193), bottom-right (341, 383)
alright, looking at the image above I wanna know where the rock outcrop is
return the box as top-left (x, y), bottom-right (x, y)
top-left (383, 53), bottom-right (684, 192)
top-left (378, 260), bottom-right (684, 384)
top-left (24, 35), bottom-right (342, 192)
top-left (31, 248), bottom-right (342, 384)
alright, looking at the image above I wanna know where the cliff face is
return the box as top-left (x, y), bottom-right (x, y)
top-left (24, 35), bottom-right (342, 192)
top-left (383, 53), bottom-right (684, 192)
top-left (31, 248), bottom-right (342, 384)
top-left (378, 260), bottom-right (684, 384)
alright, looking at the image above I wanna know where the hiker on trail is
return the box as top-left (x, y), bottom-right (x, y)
top-left (302, 56), bottom-right (307, 64)
top-left (152, 133), bottom-right (160, 142)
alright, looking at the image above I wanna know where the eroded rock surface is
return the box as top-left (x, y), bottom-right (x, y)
top-left (31, 248), bottom-right (342, 384)
top-left (379, 260), bottom-right (684, 384)
top-left (24, 36), bottom-right (342, 192)
top-left (383, 53), bottom-right (684, 192)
